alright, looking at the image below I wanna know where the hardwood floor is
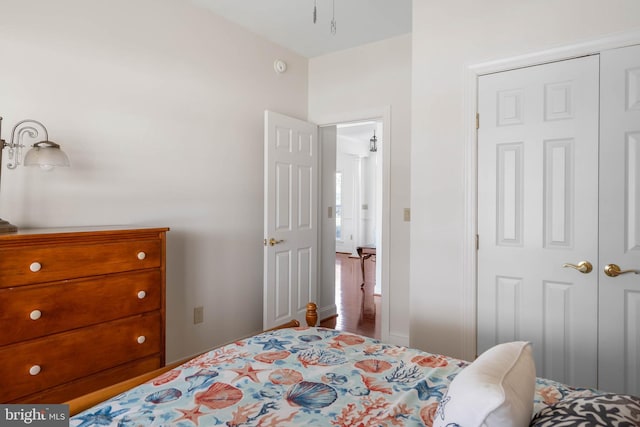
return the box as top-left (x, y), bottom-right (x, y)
top-left (323, 252), bottom-right (380, 340)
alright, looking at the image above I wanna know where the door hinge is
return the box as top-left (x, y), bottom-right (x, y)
top-left (476, 234), bottom-right (479, 250)
top-left (476, 113), bottom-right (480, 130)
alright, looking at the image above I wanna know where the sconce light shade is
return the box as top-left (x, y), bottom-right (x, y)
top-left (23, 141), bottom-right (71, 170)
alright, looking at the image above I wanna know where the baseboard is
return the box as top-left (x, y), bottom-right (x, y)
top-left (388, 333), bottom-right (409, 347)
top-left (319, 314), bottom-right (338, 329)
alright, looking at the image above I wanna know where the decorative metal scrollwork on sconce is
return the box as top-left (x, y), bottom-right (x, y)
top-left (0, 116), bottom-right (71, 233)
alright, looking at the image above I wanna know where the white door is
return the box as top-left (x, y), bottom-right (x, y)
top-left (263, 111), bottom-right (319, 330)
top-left (477, 56), bottom-right (600, 387)
top-left (598, 44), bottom-right (640, 395)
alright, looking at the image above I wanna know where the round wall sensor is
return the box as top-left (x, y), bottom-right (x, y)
top-left (274, 59), bottom-right (287, 74)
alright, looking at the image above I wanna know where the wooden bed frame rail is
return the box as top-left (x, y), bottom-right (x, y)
top-left (66, 302), bottom-right (318, 416)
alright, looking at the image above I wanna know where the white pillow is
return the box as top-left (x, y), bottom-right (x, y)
top-left (433, 341), bottom-right (536, 427)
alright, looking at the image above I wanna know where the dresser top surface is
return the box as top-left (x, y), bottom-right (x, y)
top-left (0, 225), bottom-right (169, 242)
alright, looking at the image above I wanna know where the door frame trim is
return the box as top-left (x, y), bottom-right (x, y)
top-left (462, 30), bottom-right (640, 361)
top-left (315, 105), bottom-right (394, 344)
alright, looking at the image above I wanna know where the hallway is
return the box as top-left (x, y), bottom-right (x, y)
top-left (332, 253), bottom-right (380, 339)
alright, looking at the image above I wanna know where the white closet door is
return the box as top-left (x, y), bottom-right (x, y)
top-left (478, 56), bottom-right (600, 388)
top-left (599, 44), bottom-right (640, 395)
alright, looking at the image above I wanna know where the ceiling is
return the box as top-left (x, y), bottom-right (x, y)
top-left (191, 0), bottom-right (412, 58)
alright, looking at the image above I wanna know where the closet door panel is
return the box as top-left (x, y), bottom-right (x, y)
top-left (477, 55), bottom-right (600, 388)
top-left (599, 43), bottom-right (640, 395)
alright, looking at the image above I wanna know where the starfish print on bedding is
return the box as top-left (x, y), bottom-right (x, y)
top-left (414, 379), bottom-right (447, 401)
top-left (434, 394), bottom-right (450, 421)
top-left (72, 405), bottom-right (129, 427)
top-left (174, 405), bottom-right (207, 425)
top-left (255, 338), bottom-right (290, 351)
top-left (230, 362), bottom-right (266, 383)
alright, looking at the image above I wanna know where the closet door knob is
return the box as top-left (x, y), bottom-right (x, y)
top-left (137, 251), bottom-right (146, 260)
top-left (137, 336), bottom-right (146, 344)
top-left (562, 261), bottom-right (592, 274)
top-left (29, 365), bottom-right (41, 376)
top-left (604, 264), bottom-right (639, 277)
top-left (29, 262), bottom-right (42, 272)
top-left (137, 291), bottom-right (146, 299)
top-left (30, 310), bottom-right (42, 320)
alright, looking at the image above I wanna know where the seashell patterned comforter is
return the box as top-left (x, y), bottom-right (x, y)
top-left (70, 327), bottom-right (599, 426)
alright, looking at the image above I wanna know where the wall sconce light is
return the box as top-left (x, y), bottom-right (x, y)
top-left (0, 116), bottom-right (71, 233)
top-left (369, 130), bottom-right (378, 153)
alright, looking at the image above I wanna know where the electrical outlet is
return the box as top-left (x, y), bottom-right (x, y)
top-left (193, 306), bottom-right (204, 324)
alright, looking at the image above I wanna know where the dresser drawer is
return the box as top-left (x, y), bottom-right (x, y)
top-left (0, 312), bottom-right (162, 402)
top-left (16, 356), bottom-right (162, 404)
top-left (0, 239), bottom-right (161, 288)
top-left (0, 270), bottom-right (162, 346)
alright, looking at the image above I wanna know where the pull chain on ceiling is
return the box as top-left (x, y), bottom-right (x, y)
top-left (313, 0), bottom-right (317, 23)
top-left (331, 0), bottom-right (337, 35)
top-left (313, 0), bottom-right (337, 35)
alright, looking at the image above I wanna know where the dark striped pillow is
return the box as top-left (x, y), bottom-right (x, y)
top-left (530, 393), bottom-right (640, 427)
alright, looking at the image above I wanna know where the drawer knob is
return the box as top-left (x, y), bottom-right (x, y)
top-left (30, 310), bottom-right (42, 320)
top-left (137, 291), bottom-right (147, 299)
top-left (137, 335), bottom-right (146, 344)
top-left (137, 251), bottom-right (146, 260)
top-left (29, 365), bottom-right (41, 376)
top-left (29, 262), bottom-right (42, 272)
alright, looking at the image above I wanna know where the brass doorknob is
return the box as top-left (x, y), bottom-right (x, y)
top-left (266, 238), bottom-right (284, 246)
top-left (562, 261), bottom-right (593, 274)
top-left (604, 264), bottom-right (639, 277)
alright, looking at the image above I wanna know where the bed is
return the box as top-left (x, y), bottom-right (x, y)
top-left (67, 304), bottom-right (640, 427)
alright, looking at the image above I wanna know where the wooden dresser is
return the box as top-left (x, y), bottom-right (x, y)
top-left (0, 226), bottom-right (168, 403)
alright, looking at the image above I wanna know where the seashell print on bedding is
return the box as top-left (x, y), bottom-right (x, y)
top-left (254, 350), bottom-right (291, 364)
top-left (354, 359), bottom-right (392, 373)
top-left (69, 327), bottom-right (605, 427)
top-left (269, 368), bottom-right (303, 385)
top-left (285, 381), bottom-right (338, 409)
top-left (145, 388), bottom-right (182, 404)
top-left (185, 369), bottom-right (219, 392)
top-left (152, 369), bottom-right (181, 386)
top-left (194, 382), bottom-right (243, 410)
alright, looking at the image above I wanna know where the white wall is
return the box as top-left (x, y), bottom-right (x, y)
top-left (309, 34), bottom-right (412, 343)
top-left (335, 149), bottom-right (357, 254)
top-left (410, 0), bottom-right (640, 360)
top-left (362, 150), bottom-right (377, 247)
top-left (0, 0), bottom-right (308, 362)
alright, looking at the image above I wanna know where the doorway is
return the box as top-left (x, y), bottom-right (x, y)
top-left (264, 107), bottom-right (391, 340)
top-left (331, 119), bottom-right (382, 339)
top-left (293, 105), bottom-right (391, 343)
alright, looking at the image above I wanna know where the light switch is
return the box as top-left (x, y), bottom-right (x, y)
top-left (404, 208), bottom-right (411, 222)
top-left (194, 306), bottom-right (204, 324)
